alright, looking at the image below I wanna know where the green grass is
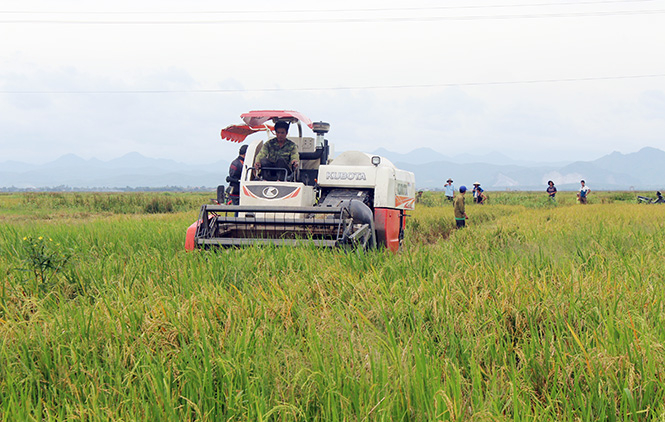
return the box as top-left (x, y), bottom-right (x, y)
top-left (1, 191), bottom-right (664, 420)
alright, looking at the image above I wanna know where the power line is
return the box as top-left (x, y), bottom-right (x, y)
top-left (2, 9), bottom-right (665, 24)
top-left (0, 0), bottom-right (657, 15)
top-left (3, 73), bottom-right (664, 95)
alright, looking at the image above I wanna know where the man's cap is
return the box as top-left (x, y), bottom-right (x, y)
top-left (473, 182), bottom-right (480, 185)
top-left (447, 178), bottom-right (453, 182)
top-left (459, 185), bottom-right (467, 193)
top-left (274, 120), bottom-right (290, 131)
top-left (239, 145), bottom-right (248, 155)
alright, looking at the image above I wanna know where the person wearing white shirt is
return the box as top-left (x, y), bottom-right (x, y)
top-left (444, 178), bottom-right (454, 202)
top-left (578, 180), bottom-right (591, 204)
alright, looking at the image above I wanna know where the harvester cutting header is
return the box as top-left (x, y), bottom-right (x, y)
top-left (185, 110), bottom-right (416, 252)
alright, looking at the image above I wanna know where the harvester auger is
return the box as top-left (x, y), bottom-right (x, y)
top-left (185, 110), bottom-right (416, 253)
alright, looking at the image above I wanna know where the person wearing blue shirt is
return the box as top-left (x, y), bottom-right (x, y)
top-left (546, 180), bottom-right (557, 202)
top-left (472, 182), bottom-right (486, 204)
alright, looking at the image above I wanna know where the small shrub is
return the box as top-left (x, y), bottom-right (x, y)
top-left (15, 235), bottom-right (73, 296)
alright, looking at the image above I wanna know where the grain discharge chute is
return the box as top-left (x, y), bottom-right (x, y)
top-left (185, 110), bottom-right (416, 252)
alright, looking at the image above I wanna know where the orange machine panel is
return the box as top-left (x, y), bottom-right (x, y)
top-left (185, 221), bottom-right (199, 251)
top-left (374, 208), bottom-right (405, 253)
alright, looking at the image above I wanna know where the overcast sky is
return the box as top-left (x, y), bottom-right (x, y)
top-left (1, 0), bottom-right (664, 165)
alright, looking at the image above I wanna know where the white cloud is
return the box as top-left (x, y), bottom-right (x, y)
top-left (1, 0), bottom-right (665, 164)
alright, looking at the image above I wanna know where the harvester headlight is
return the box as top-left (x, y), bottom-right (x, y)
top-left (371, 156), bottom-right (381, 166)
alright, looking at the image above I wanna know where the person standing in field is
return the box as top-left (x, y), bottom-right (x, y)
top-left (577, 180), bottom-right (591, 204)
top-left (444, 178), bottom-right (454, 202)
top-left (472, 182), bottom-right (486, 204)
top-left (546, 180), bottom-right (557, 202)
top-left (454, 185), bottom-right (468, 228)
top-left (226, 144), bottom-right (247, 205)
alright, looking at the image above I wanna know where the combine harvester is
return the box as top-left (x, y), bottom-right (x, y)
top-left (185, 110), bottom-right (416, 252)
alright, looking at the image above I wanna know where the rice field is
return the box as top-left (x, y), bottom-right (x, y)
top-left (1, 191), bottom-right (664, 421)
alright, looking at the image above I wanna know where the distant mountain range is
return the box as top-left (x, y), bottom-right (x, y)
top-left (373, 147), bottom-right (665, 191)
top-left (370, 147), bottom-right (570, 168)
top-left (1, 147), bottom-right (664, 191)
top-left (0, 152), bottom-right (229, 190)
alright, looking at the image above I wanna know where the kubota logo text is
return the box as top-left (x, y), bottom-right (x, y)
top-left (325, 171), bottom-right (367, 181)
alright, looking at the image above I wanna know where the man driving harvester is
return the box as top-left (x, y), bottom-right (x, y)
top-left (254, 120), bottom-right (299, 181)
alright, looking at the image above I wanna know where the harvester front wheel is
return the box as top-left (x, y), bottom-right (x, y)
top-left (339, 200), bottom-right (377, 251)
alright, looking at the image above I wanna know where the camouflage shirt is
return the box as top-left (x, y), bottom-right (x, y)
top-left (256, 138), bottom-right (299, 164)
